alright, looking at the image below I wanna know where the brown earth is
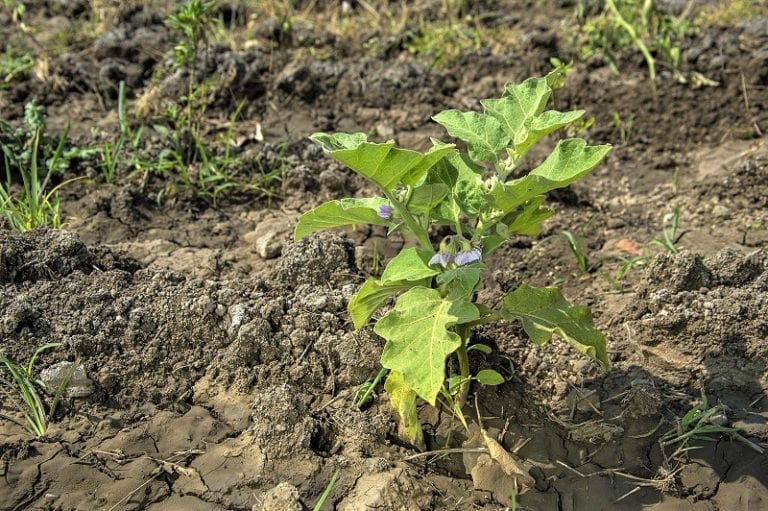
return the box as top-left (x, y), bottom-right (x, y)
top-left (1, 1), bottom-right (767, 510)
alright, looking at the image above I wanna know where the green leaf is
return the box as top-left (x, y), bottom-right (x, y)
top-left (380, 248), bottom-right (440, 285)
top-left (436, 264), bottom-right (484, 301)
top-left (455, 179), bottom-right (485, 217)
top-left (310, 133), bottom-right (454, 192)
top-left (489, 139), bottom-right (610, 213)
top-left (476, 369), bottom-right (505, 386)
top-left (376, 287), bottom-right (479, 405)
top-left (432, 110), bottom-right (510, 162)
top-left (513, 110), bottom-right (585, 158)
top-left (505, 196), bottom-right (554, 237)
top-left (294, 197), bottom-right (389, 240)
top-left (401, 140), bottom-right (456, 186)
top-left (467, 343), bottom-right (492, 354)
top-left (384, 370), bottom-right (424, 448)
top-left (501, 283), bottom-right (608, 368)
top-left (309, 132), bottom-right (368, 151)
top-left (427, 150), bottom-right (487, 221)
top-left (407, 183), bottom-right (450, 214)
top-left (348, 277), bottom-right (419, 330)
top-left (481, 76), bottom-right (552, 146)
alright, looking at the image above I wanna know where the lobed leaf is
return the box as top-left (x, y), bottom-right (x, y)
top-left (432, 111), bottom-right (510, 163)
top-left (513, 110), bottom-right (585, 158)
top-left (489, 139), bottom-right (610, 213)
top-left (380, 248), bottom-right (440, 285)
top-left (436, 264), bottom-right (484, 300)
top-left (310, 132), bottom-right (368, 152)
top-left (407, 183), bottom-right (450, 215)
top-left (348, 277), bottom-right (420, 330)
top-left (501, 284), bottom-right (609, 367)
top-left (294, 197), bottom-right (389, 240)
top-left (376, 287), bottom-right (479, 405)
top-left (310, 132), bottom-right (454, 192)
top-left (384, 370), bottom-right (425, 448)
top-left (427, 150), bottom-right (487, 222)
top-left (505, 196), bottom-right (554, 237)
top-left (481, 76), bottom-right (552, 147)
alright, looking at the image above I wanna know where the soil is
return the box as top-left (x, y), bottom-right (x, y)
top-left (1, 1), bottom-right (768, 510)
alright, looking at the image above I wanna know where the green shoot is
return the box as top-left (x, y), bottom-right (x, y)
top-left (101, 81), bottom-right (133, 184)
top-left (576, 0), bottom-right (693, 82)
top-left (650, 206), bottom-right (681, 253)
top-left (354, 367), bottom-right (389, 409)
top-left (659, 393), bottom-right (735, 459)
top-left (1, 120), bottom-right (67, 231)
top-left (312, 469), bottom-right (340, 511)
top-left (561, 230), bottom-right (589, 273)
top-left (166, 0), bottom-right (216, 130)
top-left (0, 343), bottom-right (65, 437)
top-left (0, 51), bottom-right (34, 84)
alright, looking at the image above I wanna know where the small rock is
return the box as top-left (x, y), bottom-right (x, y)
top-left (39, 361), bottom-right (95, 398)
top-left (245, 218), bottom-right (292, 259)
top-left (254, 482), bottom-right (302, 511)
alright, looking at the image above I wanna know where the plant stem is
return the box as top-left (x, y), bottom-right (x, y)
top-left (605, 0), bottom-right (656, 82)
top-left (384, 190), bottom-right (433, 251)
top-left (455, 325), bottom-right (471, 407)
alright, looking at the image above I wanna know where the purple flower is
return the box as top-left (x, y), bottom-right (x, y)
top-left (429, 252), bottom-right (453, 268)
top-left (455, 247), bottom-right (482, 266)
top-left (377, 204), bottom-right (393, 219)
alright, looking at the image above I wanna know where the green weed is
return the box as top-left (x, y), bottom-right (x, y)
top-left (612, 111), bottom-right (634, 145)
top-left (0, 343), bottom-right (70, 437)
top-left (561, 230), bottom-right (590, 273)
top-left (660, 393), bottom-right (735, 459)
top-left (100, 81), bottom-right (144, 184)
top-left (0, 50), bottom-right (34, 85)
top-left (650, 206), bottom-right (682, 253)
top-left (167, 0), bottom-right (217, 129)
top-left (0, 103), bottom-right (92, 231)
top-left (575, 0), bottom-right (693, 82)
top-left (311, 469), bottom-right (340, 511)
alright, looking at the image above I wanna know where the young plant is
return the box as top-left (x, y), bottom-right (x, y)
top-left (294, 67), bottom-right (610, 445)
top-left (560, 230), bottom-right (590, 273)
top-left (659, 393), bottom-right (735, 460)
top-left (100, 81), bottom-right (143, 184)
top-left (0, 342), bottom-right (67, 437)
top-left (166, 0), bottom-right (216, 130)
top-left (312, 469), bottom-right (340, 511)
top-left (650, 206), bottom-right (682, 253)
top-left (0, 105), bottom-right (74, 231)
top-left (612, 111), bottom-right (634, 145)
top-left (576, 0), bottom-right (693, 82)
top-left (0, 50), bottom-right (34, 85)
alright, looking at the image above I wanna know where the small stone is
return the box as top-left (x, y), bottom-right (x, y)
top-left (244, 218), bottom-right (292, 260)
top-left (254, 482), bottom-right (302, 511)
top-left (39, 361), bottom-right (95, 398)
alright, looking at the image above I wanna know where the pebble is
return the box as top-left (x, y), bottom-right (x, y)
top-left (39, 361), bottom-right (95, 398)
